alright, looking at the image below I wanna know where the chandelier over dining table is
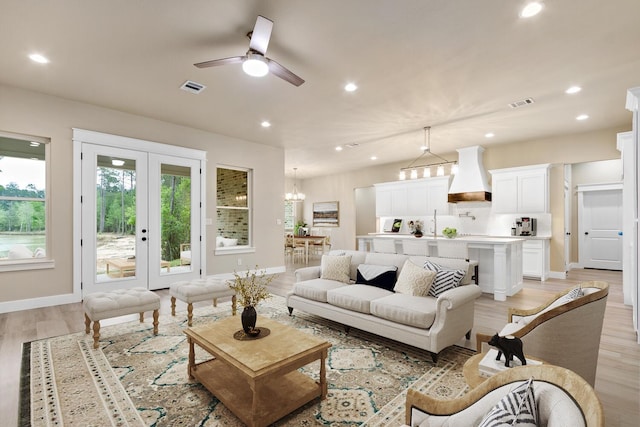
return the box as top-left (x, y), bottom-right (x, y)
top-left (285, 167), bottom-right (305, 201)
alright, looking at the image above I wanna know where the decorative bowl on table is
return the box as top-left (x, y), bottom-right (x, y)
top-left (442, 227), bottom-right (458, 239)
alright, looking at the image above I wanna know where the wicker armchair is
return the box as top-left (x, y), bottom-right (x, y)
top-left (476, 281), bottom-right (609, 387)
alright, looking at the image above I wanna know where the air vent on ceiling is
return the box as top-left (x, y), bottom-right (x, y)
top-left (180, 80), bottom-right (206, 94)
top-left (508, 97), bottom-right (535, 109)
top-left (345, 143), bottom-right (360, 148)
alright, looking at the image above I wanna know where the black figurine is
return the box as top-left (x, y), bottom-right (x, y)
top-left (488, 333), bottom-right (527, 367)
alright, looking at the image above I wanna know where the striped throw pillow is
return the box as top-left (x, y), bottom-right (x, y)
top-left (423, 260), bottom-right (466, 297)
top-left (478, 378), bottom-right (537, 427)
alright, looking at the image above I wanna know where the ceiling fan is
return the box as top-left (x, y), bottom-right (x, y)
top-left (194, 15), bottom-right (305, 87)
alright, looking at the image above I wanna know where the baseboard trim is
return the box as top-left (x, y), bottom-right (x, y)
top-left (548, 270), bottom-right (567, 280)
top-left (0, 292), bottom-right (81, 314)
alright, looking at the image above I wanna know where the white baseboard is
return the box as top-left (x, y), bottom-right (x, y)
top-left (548, 270), bottom-right (568, 280)
top-left (0, 292), bottom-right (81, 314)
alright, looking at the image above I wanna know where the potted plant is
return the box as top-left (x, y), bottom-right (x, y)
top-left (411, 220), bottom-right (424, 238)
top-left (228, 266), bottom-right (275, 334)
top-left (294, 220), bottom-right (308, 236)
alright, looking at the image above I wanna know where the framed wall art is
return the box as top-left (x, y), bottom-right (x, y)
top-left (313, 201), bottom-right (339, 227)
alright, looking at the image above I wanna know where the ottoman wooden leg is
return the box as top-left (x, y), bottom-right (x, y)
top-left (231, 295), bottom-right (237, 316)
top-left (187, 303), bottom-right (194, 326)
top-left (171, 296), bottom-right (176, 316)
top-left (213, 298), bottom-right (218, 307)
top-left (139, 312), bottom-right (144, 323)
top-left (84, 313), bottom-right (91, 334)
top-left (153, 309), bottom-right (159, 335)
top-left (92, 320), bottom-right (101, 349)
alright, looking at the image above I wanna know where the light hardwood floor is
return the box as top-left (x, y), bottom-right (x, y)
top-left (1, 261), bottom-right (638, 426)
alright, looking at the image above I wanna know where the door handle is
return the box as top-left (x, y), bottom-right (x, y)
top-left (141, 237), bottom-right (147, 242)
top-left (142, 229), bottom-right (147, 233)
top-left (584, 232), bottom-right (589, 235)
top-left (565, 232), bottom-right (571, 236)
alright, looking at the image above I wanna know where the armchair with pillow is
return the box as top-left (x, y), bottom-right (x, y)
top-left (476, 281), bottom-right (609, 387)
top-left (405, 364), bottom-right (604, 426)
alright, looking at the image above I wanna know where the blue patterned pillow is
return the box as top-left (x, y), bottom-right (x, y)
top-left (423, 260), bottom-right (466, 297)
top-left (479, 378), bottom-right (537, 427)
top-left (356, 264), bottom-right (398, 291)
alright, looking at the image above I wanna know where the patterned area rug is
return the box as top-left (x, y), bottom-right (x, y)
top-left (20, 295), bottom-right (474, 426)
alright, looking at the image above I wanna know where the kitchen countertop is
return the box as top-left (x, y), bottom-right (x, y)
top-left (359, 233), bottom-right (537, 243)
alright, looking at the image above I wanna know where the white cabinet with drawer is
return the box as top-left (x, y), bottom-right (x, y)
top-left (522, 239), bottom-right (550, 280)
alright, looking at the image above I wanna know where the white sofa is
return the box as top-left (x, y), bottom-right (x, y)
top-left (286, 250), bottom-right (482, 362)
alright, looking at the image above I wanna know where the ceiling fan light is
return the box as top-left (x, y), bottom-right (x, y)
top-left (242, 54), bottom-right (269, 77)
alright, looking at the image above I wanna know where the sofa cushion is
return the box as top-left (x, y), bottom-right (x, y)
top-left (356, 264), bottom-right (398, 291)
top-left (364, 252), bottom-right (408, 274)
top-left (293, 278), bottom-right (346, 303)
top-left (370, 293), bottom-right (437, 329)
top-left (327, 285), bottom-right (393, 314)
top-left (321, 254), bottom-right (352, 283)
top-left (479, 378), bottom-right (537, 427)
top-left (394, 260), bottom-right (436, 297)
top-left (423, 260), bottom-right (466, 297)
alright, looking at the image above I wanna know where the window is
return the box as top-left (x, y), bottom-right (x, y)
top-left (284, 200), bottom-right (295, 231)
top-left (0, 131), bottom-right (51, 269)
top-left (216, 166), bottom-right (251, 251)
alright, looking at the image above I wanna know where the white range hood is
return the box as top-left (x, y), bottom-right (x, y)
top-left (448, 145), bottom-right (492, 203)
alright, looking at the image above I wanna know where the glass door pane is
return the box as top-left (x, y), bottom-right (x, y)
top-left (148, 154), bottom-right (201, 289)
top-left (81, 144), bottom-right (148, 293)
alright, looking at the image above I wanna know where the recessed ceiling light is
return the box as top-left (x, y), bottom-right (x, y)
top-left (370, 156), bottom-right (377, 161)
top-left (344, 83), bottom-right (358, 92)
top-left (566, 86), bottom-right (582, 94)
top-left (261, 121), bottom-right (271, 128)
top-left (30, 141), bottom-right (41, 147)
top-left (29, 53), bottom-right (49, 64)
top-left (485, 132), bottom-right (495, 138)
top-left (335, 146), bottom-right (343, 151)
top-left (576, 114), bottom-right (589, 121)
top-left (520, 2), bottom-right (543, 18)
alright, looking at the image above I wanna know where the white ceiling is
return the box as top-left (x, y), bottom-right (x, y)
top-left (1, 1), bottom-right (639, 179)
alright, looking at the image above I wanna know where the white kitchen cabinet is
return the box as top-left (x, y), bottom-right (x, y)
top-left (427, 176), bottom-right (451, 215)
top-left (375, 177), bottom-right (450, 217)
top-left (522, 239), bottom-right (550, 280)
top-left (490, 164), bottom-right (550, 214)
top-left (375, 182), bottom-right (406, 216)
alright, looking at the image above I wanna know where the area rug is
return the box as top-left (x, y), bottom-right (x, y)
top-left (20, 295), bottom-right (474, 426)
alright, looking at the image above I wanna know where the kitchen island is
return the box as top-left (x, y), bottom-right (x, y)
top-left (356, 234), bottom-right (524, 301)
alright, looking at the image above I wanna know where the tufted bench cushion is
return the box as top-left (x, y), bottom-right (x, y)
top-left (170, 278), bottom-right (237, 326)
top-left (83, 287), bottom-right (161, 349)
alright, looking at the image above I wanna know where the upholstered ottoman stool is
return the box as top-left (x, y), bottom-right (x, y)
top-left (83, 287), bottom-right (161, 349)
top-left (170, 278), bottom-right (237, 326)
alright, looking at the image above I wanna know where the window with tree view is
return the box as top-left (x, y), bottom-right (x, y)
top-left (0, 132), bottom-right (48, 262)
top-left (216, 167), bottom-right (250, 248)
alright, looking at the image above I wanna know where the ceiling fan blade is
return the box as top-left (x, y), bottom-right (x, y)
top-left (267, 58), bottom-right (305, 86)
top-left (249, 15), bottom-right (273, 55)
top-left (194, 56), bottom-right (245, 68)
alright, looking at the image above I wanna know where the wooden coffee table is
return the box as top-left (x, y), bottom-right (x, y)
top-left (184, 315), bottom-right (331, 427)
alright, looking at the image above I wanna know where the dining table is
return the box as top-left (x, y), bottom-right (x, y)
top-left (291, 235), bottom-right (328, 264)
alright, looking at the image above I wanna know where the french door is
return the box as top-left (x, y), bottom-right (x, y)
top-left (77, 132), bottom-right (204, 295)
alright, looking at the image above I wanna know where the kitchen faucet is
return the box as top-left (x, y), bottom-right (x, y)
top-left (433, 209), bottom-right (437, 239)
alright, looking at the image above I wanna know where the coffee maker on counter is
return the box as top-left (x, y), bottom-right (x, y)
top-left (512, 217), bottom-right (537, 236)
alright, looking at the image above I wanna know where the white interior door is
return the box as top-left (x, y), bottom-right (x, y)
top-left (79, 137), bottom-right (204, 295)
top-left (578, 184), bottom-right (623, 270)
